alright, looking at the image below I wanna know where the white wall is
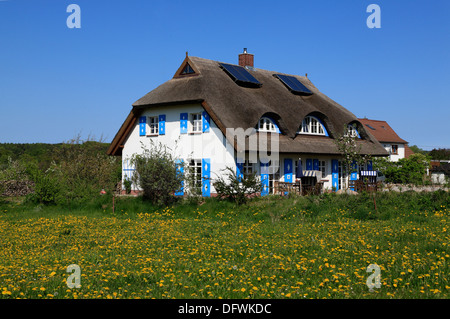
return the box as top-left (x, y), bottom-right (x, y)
top-left (382, 143), bottom-right (405, 161)
top-left (122, 103), bottom-right (235, 193)
top-left (431, 172), bottom-right (446, 184)
top-left (121, 104), bottom-right (370, 194)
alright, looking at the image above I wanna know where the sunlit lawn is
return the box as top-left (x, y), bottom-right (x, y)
top-left (0, 192), bottom-right (448, 299)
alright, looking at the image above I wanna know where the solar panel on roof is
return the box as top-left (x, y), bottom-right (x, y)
top-left (219, 63), bottom-right (262, 88)
top-left (274, 74), bottom-right (312, 95)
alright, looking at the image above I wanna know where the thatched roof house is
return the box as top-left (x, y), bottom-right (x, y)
top-left (108, 50), bottom-right (388, 195)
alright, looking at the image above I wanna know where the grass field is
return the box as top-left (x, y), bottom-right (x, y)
top-left (0, 191), bottom-right (448, 299)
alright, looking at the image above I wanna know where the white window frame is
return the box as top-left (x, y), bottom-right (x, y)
top-left (188, 159), bottom-right (202, 190)
top-left (319, 160), bottom-right (327, 179)
top-left (345, 124), bottom-right (358, 138)
top-left (298, 116), bottom-right (326, 136)
top-left (147, 116), bottom-right (159, 136)
top-left (190, 113), bottom-right (202, 133)
top-left (258, 117), bottom-right (278, 133)
top-left (243, 159), bottom-right (254, 178)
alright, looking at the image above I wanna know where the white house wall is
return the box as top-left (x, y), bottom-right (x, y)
top-left (382, 143), bottom-right (405, 161)
top-left (121, 103), bottom-right (372, 195)
top-left (121, 103), bottom-right (235, 193)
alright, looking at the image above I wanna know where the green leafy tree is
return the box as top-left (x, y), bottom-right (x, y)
top-left (409, 145), bottom-right (428, 156)
top-left (130, 142), bottom-right (184, 206)
top-left (429, 148), bottom-right (450, 160)
top-left (213, 166), bottom-right (262, 205)
top-left (333, 125), bottom-right (372, 189)
top-left (27, 165), bottom-right (60, 205)
top-left (373, 153), bottom-right (430, 185)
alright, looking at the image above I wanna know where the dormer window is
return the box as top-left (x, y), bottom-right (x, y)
top-left (257, 117), bottom-right (279, 133)
top-left (298, 116), bottom-right (327, 136)
top-left (345, 124), bottom-right (359, 138)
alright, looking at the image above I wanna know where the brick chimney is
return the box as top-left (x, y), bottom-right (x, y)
top-left (238, 48), bottom-right (254, 68)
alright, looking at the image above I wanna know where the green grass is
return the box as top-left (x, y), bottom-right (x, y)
top-left (0, 191), bottom-right (448, 299)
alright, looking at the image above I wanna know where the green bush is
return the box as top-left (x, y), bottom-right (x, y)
top-left (123, 177), bottom-right (132, 194)
top-left (130, 142), bottom-right (184, 206)
top-left (26, 166), bottom-right (60, 205)
top-left (213, 166), bottom-right (262, 205)
top-left (51, 137), bottom-right (121, 205)
top-left (374, 153), bottom-right (430, 185)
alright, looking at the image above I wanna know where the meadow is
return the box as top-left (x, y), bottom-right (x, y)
top-left (0, 191), bottom-right (448, 299)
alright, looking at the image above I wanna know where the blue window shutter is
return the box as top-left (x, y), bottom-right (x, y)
top-left (313, 159), bottom-right (319, 171)
top-left (180, 113), bottom-right (188, 134)
top-left (202, 111), bottom-right (210, 133)
top-left (159, 114), bottom-right (166, 135)
top-left (202, 158), bottom-right (211, 197)
top-left (331, 159), bottom-right (339, 191)
top-left (306, 159), bottom-right (313, 171)
top-left (236, 161), bottom-right (244, 182)
top-left (175, 159), bottom-right (184, 196)
top-left (350, 160), bottom-right (358, 190)
top-left (284, 159), bottom-right (293, 183)
top-left (139, 116), bottom-right (146, 136)
top-left (260, 162), bottom-right (269, 196)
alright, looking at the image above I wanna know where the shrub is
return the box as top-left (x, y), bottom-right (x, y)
top-left (130, 142), bottom-right (184, 206)
top-left (26, 165), bottom-right (60, 205)
top-left (213, 166), bottom-right (262, 205)
top-left (123, 177), bottom-right (132, 194)
top-left (374, 153), bottom-right (430, 185)
top-left (51, 136), bottom-right (121, 205)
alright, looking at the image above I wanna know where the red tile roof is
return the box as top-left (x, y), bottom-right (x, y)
top-left (358, 118), bottom-right (408, 144)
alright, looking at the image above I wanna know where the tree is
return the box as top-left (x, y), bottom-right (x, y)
top-left (409, 145), bottom-right (428, 156)
top-left (333, 125), bottom-right (372, 190)
top-left (429, 148), bottom-right (450, 160)
top-left (213, 166), bottom-right (262, 205)
top-left (130, 142), bottom-right (184, 206)
top-left (373, 153), bottom-right (430, 185)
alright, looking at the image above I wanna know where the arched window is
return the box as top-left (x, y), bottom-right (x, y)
top-left (298, 116), bottom-right (327, 136)
top-left (345, 123), bottom-right (359, 138)
top-left (257, 117), bottom-right (279, 133)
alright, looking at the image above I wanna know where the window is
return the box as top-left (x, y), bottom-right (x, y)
top-left (188, 159), bottom-right (202, 191)
top-left (148, 116), bottom-right (159, 135)
top-left (391, 144), bottom-right (398, 155)
top-left (258, 117), bottom-right (278, 133)
top-left (298, 116), bottom-right (326, 136)
top-left (345, 124), bottom-right (358, 138)
top-left (180, 63), bottom-right (195, 75)
top-left (265, 160), bottom-right (280, 194)
top-left (319, 160), bottom-right (327, 178)
top-left (190, 113), bottom-right (202, 133)
top-left (243, 160), bottom-right (254, 178)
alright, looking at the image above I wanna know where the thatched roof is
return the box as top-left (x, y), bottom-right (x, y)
top-left (108, 56), bottom-right (388, 157)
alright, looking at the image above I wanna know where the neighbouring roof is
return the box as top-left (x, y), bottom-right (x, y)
top-left (404, 144), bottom-right (415, 159)
top-left (108, 55), bottom-right (388, 157)
top-left (431, 163), bottom-right (450, 175)
top-left (358, 118), bottom-right (408, 144)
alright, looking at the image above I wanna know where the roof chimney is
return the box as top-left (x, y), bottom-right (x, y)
top-left (238, 48), bottom-right (254, 68)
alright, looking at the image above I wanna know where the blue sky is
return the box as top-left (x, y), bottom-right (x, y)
top-left (0, 0), bottom-right (449, 150)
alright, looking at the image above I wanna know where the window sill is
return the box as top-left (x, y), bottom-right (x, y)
top-left (188, 131), bottom-right (203, 135)
top-left (146, 134), bottom-right (159, 137)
